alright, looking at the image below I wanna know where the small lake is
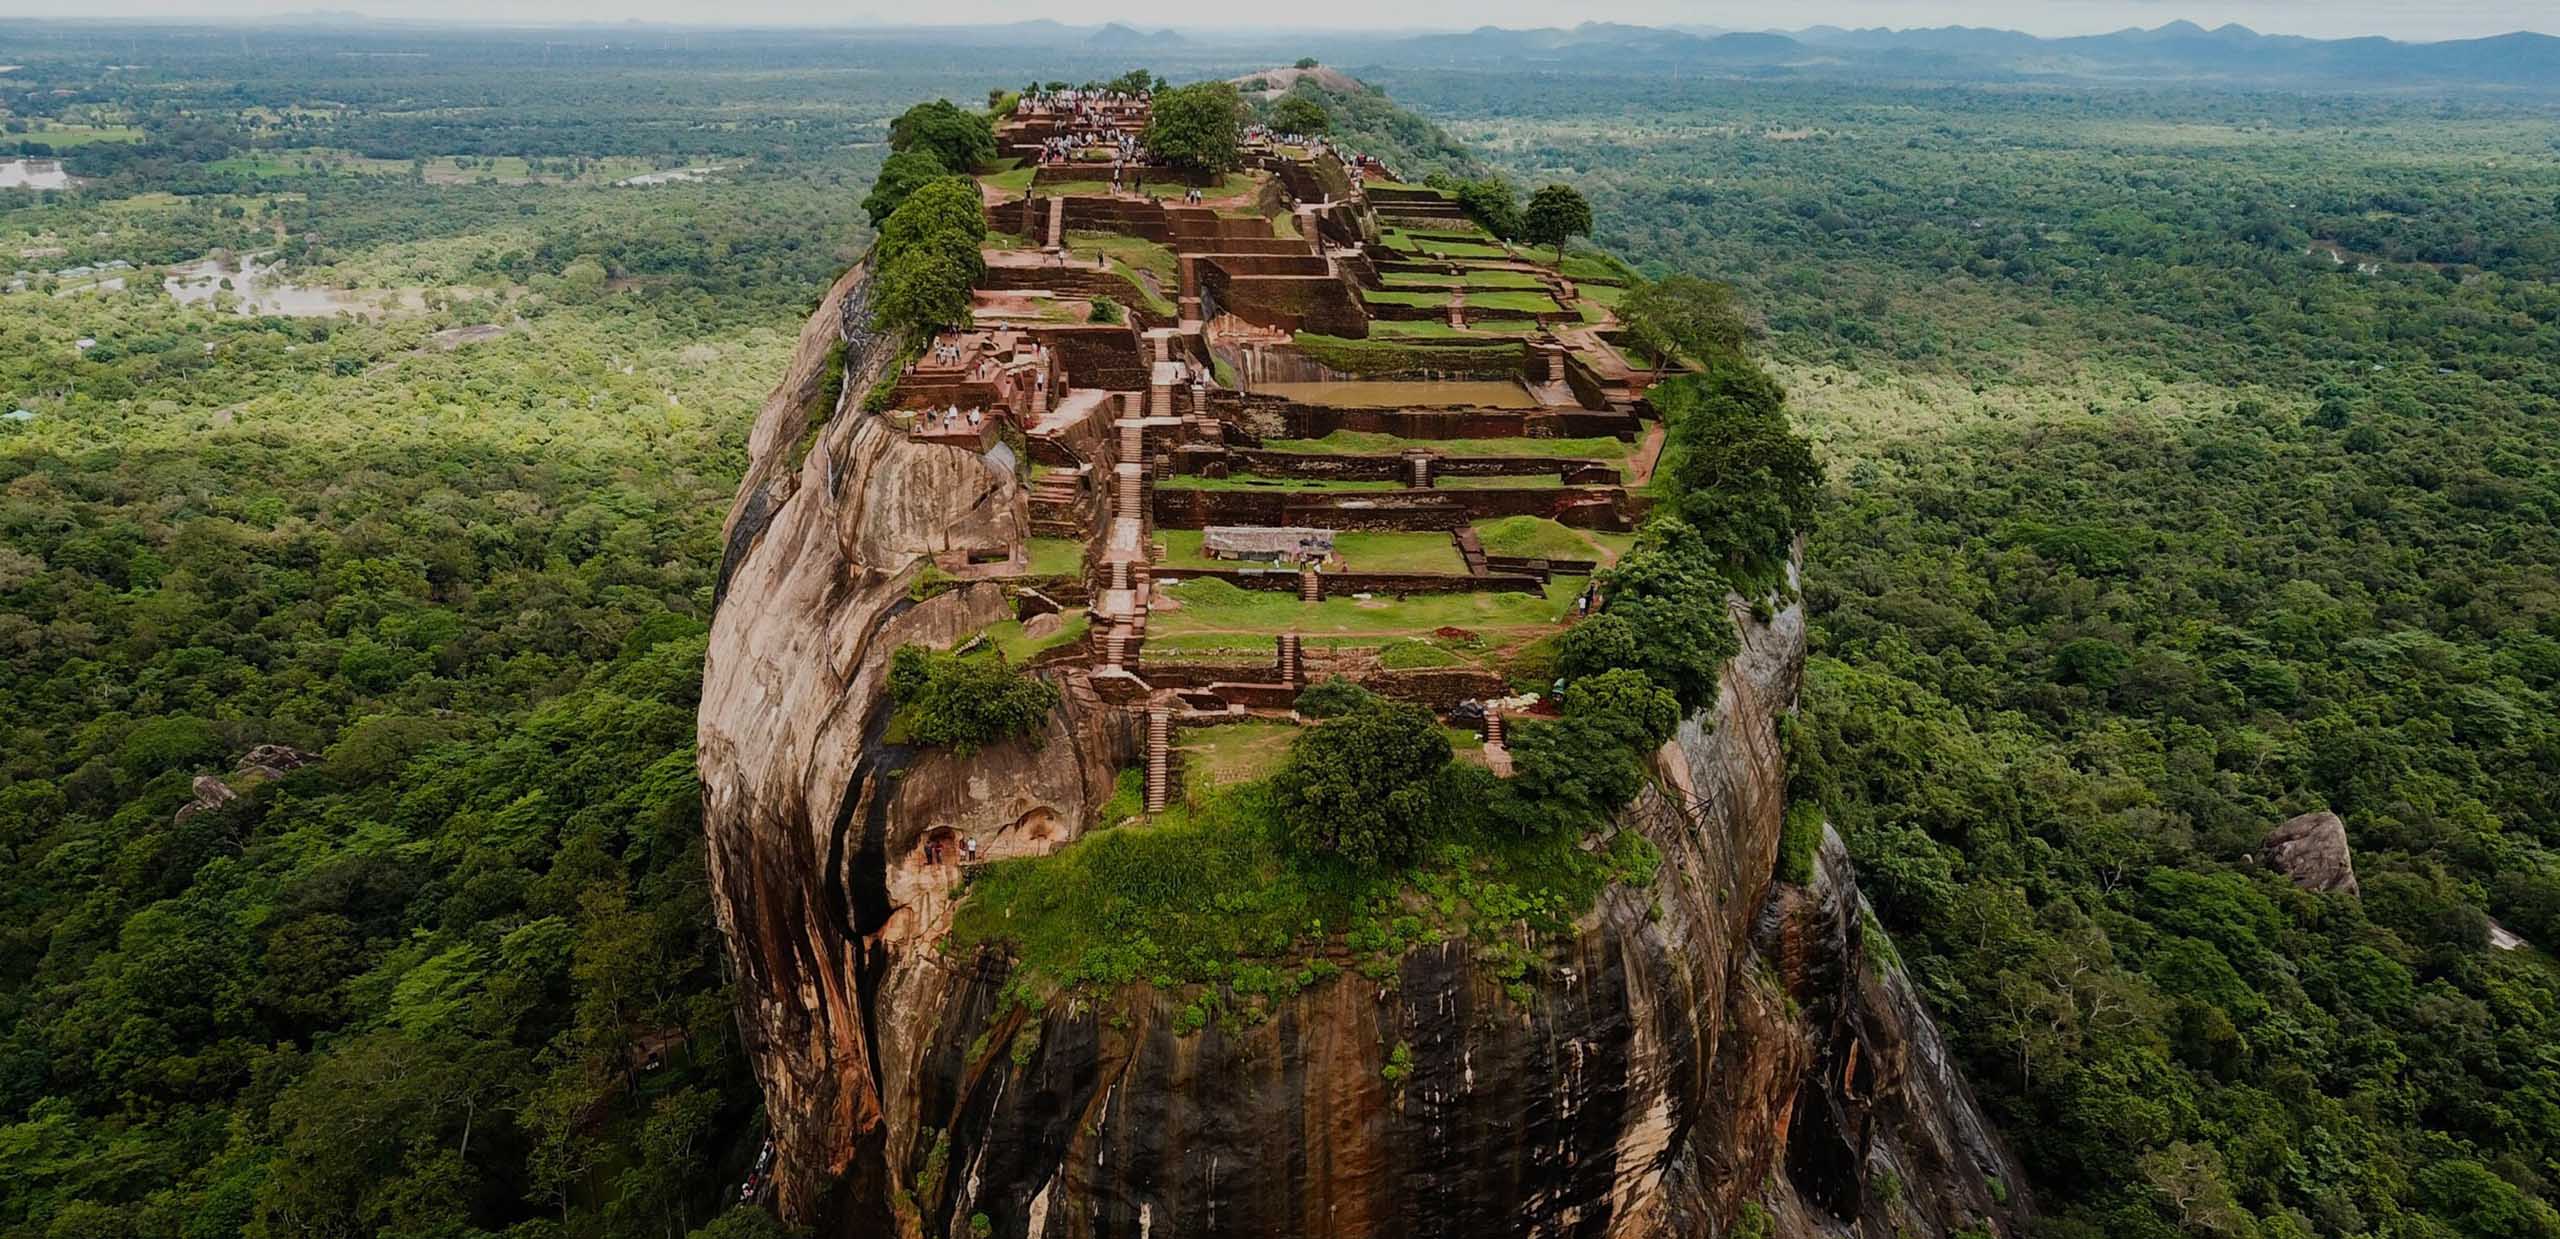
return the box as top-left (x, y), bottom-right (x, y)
top-left (0, 159), bottom-right (73, 191)
top-left (616, 165), bottom-right (726, 187)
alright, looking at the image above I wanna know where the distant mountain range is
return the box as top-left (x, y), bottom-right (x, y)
top-left (1369, 20), bottom-right (2560, 90)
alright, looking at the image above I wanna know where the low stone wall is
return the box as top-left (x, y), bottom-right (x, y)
top-left (1355, 667), bottom-right (1514, 710)
top-left (1205, 253), bottom-right (1332, 277)
top-left (1213, 449), bottom-right (1608, 483)
top-left (1196, 265), bottom-right (1369, 338)
top-left (1485, 554), bottom-right (1601, 579)
top-left (1156, 482), bottom-right (1635, 532)
top-left (1027, 324), bottom-right (1149, 392)
top-left (1058, 195), bottom-right (1174, 242)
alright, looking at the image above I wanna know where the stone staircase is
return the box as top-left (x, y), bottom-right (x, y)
top-left (1144, 709), bottom-right (1173, 813)
top-left (1028, 465), bottom-right (1089, 538)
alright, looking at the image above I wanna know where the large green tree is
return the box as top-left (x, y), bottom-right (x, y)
top-left (1144, 81), bottom-right (1245, 177)
top-left (861, 149), bottom-right (952, 227)
top-left (1270, 700), bottom-right (1451, 864)
top-left (1616, 275), bottom-right (1747, 376)
top-left (887, 99), bottom-right (996, 173)
top-left (1522, 183), bottom-right (1593, 264)
top-left (1270, 93), bottom-right (1329, 137)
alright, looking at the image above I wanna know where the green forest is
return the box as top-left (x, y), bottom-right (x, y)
top-left (4, 22), bottom-right (2559, 1239)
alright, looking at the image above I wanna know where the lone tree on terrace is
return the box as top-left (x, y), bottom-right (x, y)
top-left (888, 99), bottom-right (997, 174)
top-left (1270, 699), bottom-right (1452, 865)
top-left (1146, 81), bottom-right (1246, 178)
top-left (1618, 275), bottom-right (1748, 377)
top-left (1522, 183), bottom-right (1593, 266)
top-left (1270, 92), bottom-right (1329, 137)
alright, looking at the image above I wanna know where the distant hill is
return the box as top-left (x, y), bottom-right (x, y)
top-left (1087, 22), bottom-right (1188, 50)
top-left (1374, 20), bottom-right (2560, 90)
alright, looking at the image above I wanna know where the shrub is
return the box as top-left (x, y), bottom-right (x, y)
top-left (1454, 178), bottom-right (1522, 240)
top-left (888, 646), bottom-right (1060, 754)
top-left (1293, 676), bottom-right (1381, 718)
top-left (1270, 700), bottom-right (1451, 864)
top-left (1088, 296), bottom-right (1123, 324)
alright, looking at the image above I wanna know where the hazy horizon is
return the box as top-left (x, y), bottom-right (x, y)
top-left (0, 2), bottom-right (2549, 44)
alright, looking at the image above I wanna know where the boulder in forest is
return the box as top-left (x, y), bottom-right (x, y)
top-left (2263, 810), bottom-right (2359, 895)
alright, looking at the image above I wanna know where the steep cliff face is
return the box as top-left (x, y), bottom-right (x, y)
top-left (701, 284), bottom-right (2030, 1238)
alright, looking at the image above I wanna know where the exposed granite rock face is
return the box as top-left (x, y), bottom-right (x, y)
top-left (174, 744), bottom-right (317, 822)
top-left (2264, 810), bottom-right (2359, 896)
top-left (702, 285), bottom-right (2032, 1238)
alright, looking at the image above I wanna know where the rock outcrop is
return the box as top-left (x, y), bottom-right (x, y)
top-left (174, 743), bottom-right (317, 822)
top-left (2263, 810), bottom-right (2359, 896)
top-left (699, 280), bottom-right (2031, 1238)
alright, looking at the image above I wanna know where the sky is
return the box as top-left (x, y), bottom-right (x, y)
top-left (4, 0), bottom-right (2548, 42)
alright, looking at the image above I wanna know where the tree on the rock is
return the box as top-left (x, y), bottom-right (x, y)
top-left (874, 176), bottom-right (986, 268)
top-left (1271, 93), bottom-right (1328, 136)
top-left (1271, 699), bottom-right (1451, 864)
top-left (872, 178), bottom-right (987, 336)
top-left (1145, 81), bottom-right (1246, 177)
top-left (888, 100), bottom-right (997, 173)
top-left (1295, 56), bottom-right (1321, 69)
top-left (1657, 363), bottom-right (1821, 574)
top-left (862, 150), bottom-right (952, 226)
top-left (1522, 183), bottom-right (1593, 265)
top-left (1617, 275), bottom-right (1747, 377)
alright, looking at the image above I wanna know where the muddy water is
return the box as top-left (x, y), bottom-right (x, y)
top-left (1252, 380), bottom-right (1539, 408)
top-left (0, 159), bottom-right (73, 190)
top-left (164, 254), bottom-right (424, 318)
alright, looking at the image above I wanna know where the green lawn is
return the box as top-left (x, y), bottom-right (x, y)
top-left (1157, 529), bottom-right (1459, 574)
top-left (1381, 269), bottom-right (1549, 291)
top-left (978, 165), bottom-right (1037, 194)
top-left (1363, 288), bottom-right (1454, 309)
top-left (1263, 431), bottom-right (1632, 465)
top-left (1463, 291), bottom-right (1568, 315)
top-left (1179, 721), bottom-right (1303, 787)
top-left (1026, 536), bottom-right (1086, 577)
top-left (1067, 230), bottom-right (1177, 283)
top-left (1035, 171), bottom-right (1260, 200)
top-left (977, 612), bottom-right (1091, 663)
top-left (1474, 516), bottom-right (1613, 561)
top-left (1364, 320), bottom-right (1530, 341)
top-left (1332, 532), bottom-right (1465, 574)
top-left (1155, 473), bottom-right (1401, 493)
top-left (1149, 575), bottom-right (1580, 642)
top-left (21, 124), bottom-right (144, 147)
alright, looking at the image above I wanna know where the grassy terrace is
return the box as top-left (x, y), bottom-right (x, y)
top-left (1147, 576), bottom-right (1579, 644)
top-left (1364, 320), bottom-right (1535, 341)
top-left (1364, 288), bottom-right (1568, 315)
top-left (977, 613), bottom-right (1092, 662)
top-left (1380, 269), bottom-right (1550, 290)
top-left (1066, 229), bottom-right (1177, 282)
top-left (1157, 529), bottom-right (1467, 574)
top-left (1263, 430), bottom-right (1634, 464)
top-left (1154, 473), bottom-right (1400, 493)
top-left (1026, 536), bottom-right (1085, 577)
top-left (1473, 516), bottom-right (1634, 563)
